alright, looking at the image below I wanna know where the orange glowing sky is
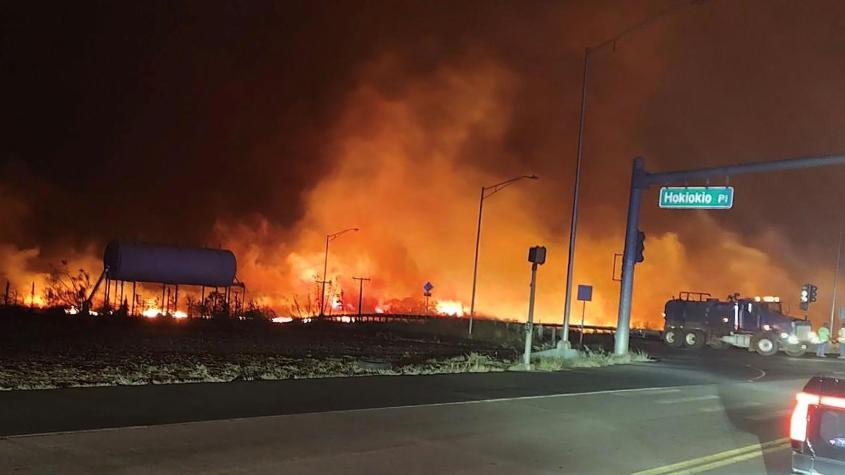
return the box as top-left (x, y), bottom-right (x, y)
top-left (4, 1), bottom-right (845, 328)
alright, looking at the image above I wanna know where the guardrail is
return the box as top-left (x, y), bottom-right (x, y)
top-left (308, 313), bottom-right (659, 337)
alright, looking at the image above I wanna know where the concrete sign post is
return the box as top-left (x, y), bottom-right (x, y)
top-left (524, 246), bottom-right (546, 369)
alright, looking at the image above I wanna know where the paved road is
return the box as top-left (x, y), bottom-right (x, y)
top-left (2, 342), bottom-right (844, 474)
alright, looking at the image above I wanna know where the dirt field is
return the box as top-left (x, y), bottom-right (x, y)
top-left (0, 309), bottom-right (523, 389)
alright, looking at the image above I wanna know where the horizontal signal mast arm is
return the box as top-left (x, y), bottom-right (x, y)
top-left (639, 152), bottom-right (845, 188)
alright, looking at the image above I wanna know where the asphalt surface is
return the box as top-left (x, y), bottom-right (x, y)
top-left (2, 341), bottom-right (845, 474)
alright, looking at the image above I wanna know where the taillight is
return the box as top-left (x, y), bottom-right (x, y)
top-left (821, 395), bottom-right (845, 409)
top-left (790, 392), bottom-right (820, 442)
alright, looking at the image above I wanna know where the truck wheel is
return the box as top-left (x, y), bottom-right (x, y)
top-left (684, 330), bottom-right (706, 350)
top-left (708, 339), bottom-right (728, 350)
top-left (784, 345), bottom-right (807, 358)
top-left (751, 332), bottom-right (778, 356)
top-left (664, 329), bottom-right (684, 348)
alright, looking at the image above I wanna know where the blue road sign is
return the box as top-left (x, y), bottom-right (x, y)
top-left (577, 284), bottom-right (593, 302)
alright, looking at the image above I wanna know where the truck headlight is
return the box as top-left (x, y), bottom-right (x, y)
top-left (780, 332), bottom-right (789, 339)
top-left (763, 324), bottom-right (771, 331)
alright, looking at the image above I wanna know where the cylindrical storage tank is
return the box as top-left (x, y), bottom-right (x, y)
top-left (104, 240), bottom-right (237, 287)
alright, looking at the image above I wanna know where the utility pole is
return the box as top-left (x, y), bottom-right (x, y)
top-left (4, 280), bottom-right (9, 306)
top-left (30, 281), bottom-right (35, 310)
top-left (314, 280), bottom-right (329, 316)
top-left (830, 225), bottom-right (843, 332)
top-left (352, 277), bottom-right (371, 318)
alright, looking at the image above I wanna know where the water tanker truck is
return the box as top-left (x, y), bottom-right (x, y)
top-left (662, 291), bottom-right (815, 357)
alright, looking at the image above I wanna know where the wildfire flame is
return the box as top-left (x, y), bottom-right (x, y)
top-left (140, 298), bottom-right (187, 319)
top-left (142, 307), bottom-right (187, 319)
top-left (435, 300), bottom-right (465, 317)
top-left (0, 47), bottom-right (823, 331)
top-left (142, 308), bottom-right (159, 318)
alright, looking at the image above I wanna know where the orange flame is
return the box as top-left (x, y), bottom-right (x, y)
top-left (435, 300), bottom-right (465, 317)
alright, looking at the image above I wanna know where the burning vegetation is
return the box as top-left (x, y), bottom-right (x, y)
top-left (0, 55), bottom-right (818, 328)
top-left (4, 1), bottom-right (845, 329)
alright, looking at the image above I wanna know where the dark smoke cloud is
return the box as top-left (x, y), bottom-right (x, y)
top-left (4, 0), bottom-right (845, 325)
top-left (0, 0), bottom-right (641, 256)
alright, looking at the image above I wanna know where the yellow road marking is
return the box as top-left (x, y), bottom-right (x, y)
top-left (667, 443), bottom-right (788, 474)
top-left (630, 437), bottom-right (789, 475)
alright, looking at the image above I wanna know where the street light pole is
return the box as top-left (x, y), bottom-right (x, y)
top-left (320, 235), bottom-right (330, 316)
top-left (830, 225), bottom-right (843, 332)
top-left (562, 47), bottom-right (591, 347)
top-left (468, 187), bottom-right (485, 336)
top-left (469, 174), bottom-right (538, 336)
top-left (560, 0), bottom-right (699, 348)
top-left (319, 227), bottom-right (359, 317)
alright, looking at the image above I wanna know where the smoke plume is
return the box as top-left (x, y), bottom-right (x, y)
top-left (4, 1), bottom-right (845, 327)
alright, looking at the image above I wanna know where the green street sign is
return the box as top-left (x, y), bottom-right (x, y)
top-left (659, 186), bottom-right (734, 209)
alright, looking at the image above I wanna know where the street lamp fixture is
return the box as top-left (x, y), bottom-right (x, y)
top-left (469, 174), bottom-right (539, 336)
top-left (320, 227), bottom-right (359, 316)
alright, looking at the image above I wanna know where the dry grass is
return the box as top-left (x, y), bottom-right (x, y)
top-left (0, 349), bottom-right (652, 390)
top-left (0, 352), bottom-right (518, 390)
top-left (0, 314), bottom-right (521, 390)
top-left (0, 313), bottom-right (648, 389)
top-left (533, 348), bottom-right (652, 371)
top-left (392, 352), bottom-right (512, 375)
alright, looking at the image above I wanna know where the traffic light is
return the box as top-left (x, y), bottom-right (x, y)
top-left (800, 283), bottom-right (818, 311)
top-left (528, 246), bottom-right (547, 265)
top-left (635, 230), bottom-right (645, 263)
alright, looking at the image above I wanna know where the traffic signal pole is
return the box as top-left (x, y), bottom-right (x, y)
top-left (616, 152), bottom-right (845, 356)
top-left (615, 158), bottom-right (646, 356)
